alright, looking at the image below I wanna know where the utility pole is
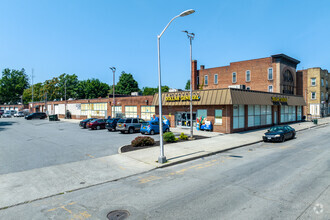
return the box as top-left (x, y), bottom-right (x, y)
top-left (183, 30), bottom-right (195, 139)
top-left (65, 80), bottom-right (67, 118)
top-left (109, 67), bottom-right (116, 118)
top-left (31, 68), bottom-right (34, 113)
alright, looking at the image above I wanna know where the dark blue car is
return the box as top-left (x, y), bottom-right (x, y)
top-left (140, 121), bottom-right (170, 135)
top-left (262, 125), bottom-right (295, 142)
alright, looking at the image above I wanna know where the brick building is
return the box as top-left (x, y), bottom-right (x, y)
top-left (192, 54), bottom-right (300, 95)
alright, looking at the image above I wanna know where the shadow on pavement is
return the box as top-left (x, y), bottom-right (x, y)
top-left (0, 121), bottom-right (17, 131)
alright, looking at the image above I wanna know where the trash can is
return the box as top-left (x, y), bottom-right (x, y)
top-left (313, 119), bottom-right (318, 125)
top-left (49, 114), bottom-right (58, 121)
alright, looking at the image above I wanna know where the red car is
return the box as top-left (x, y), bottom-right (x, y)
top-left (86, 119), bottom-right (107, 130)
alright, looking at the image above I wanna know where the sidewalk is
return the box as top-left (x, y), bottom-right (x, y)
top-left (1, 117), bottom-right (329, 209)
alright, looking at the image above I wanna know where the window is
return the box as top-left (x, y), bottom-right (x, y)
top-left (268, 85), bottom-right (273, 92)
top-left (233, 105), bottom-right (244, 129)
top-left (268, 68), bottom-right (273, 80)
top-left (214, 74), bottom-right (218, 84)
top-left (248, 105), bottom-right (272, 127)
top-left (215, 109), bottom-right (222, 124)
top-left (280, 106), bottom-right (296, 123)
top-left (246, 70), bottom-right (251, 82)
top-left (112, 106), bottom-right (122, 117)
top-left (197, 109), bottom-right (207, 118)
top-left (204, 75), bottom-right (208, 85)
top-left (125, 106), bottom-right (137, 118)
top-left (133, 119), bottom-right (138, 123)
top-left (311, 78), bottom-right (316, 86)
top-left (141, 106), bottom-right (155, 120)
top-left (311, 92), bottom-right (316, 100)
top-left (246, 87), bottom-right (251, 90)
top-left (321, 79), bottom-right (324, 87)
top-left (232, 72), bottom-right (237, 83)
top-left (197, 76), bottom-right (199, 86)
top-left (321, 92), bottom-right (324, 101)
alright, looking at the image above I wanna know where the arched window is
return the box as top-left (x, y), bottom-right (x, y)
top-left (282, 70), bottom-right (294, 94)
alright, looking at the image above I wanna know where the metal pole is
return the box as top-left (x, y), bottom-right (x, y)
top-left (110, 67), bottom-right (116, 118)
top-left (65, 80), bottom-right (67, 118)
top-left (31, 68), bottom-right (34, 113)
top-left (189, 35), bottom-right (193, 139)
top-left (158, 36), bottom-right (166, 164)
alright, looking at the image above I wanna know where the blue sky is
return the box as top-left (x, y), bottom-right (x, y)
top-left (1, 0), bottom-right (330, 90)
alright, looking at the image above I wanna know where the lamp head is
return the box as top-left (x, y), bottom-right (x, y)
top-left (179, 9), bottom-right (195, 17)
top-left (109, 67), bottom-right (116, 71)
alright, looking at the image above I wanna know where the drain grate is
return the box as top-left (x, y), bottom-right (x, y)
top-left (107, 210), bottom-right (130, 220)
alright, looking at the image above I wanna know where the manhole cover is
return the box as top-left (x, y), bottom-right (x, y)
top-left (107, 210), bottom-right (130, 220)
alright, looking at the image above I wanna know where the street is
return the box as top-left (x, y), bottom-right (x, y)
top-left (0, 124), bottom-right (329, 219)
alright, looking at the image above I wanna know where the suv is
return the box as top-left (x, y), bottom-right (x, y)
top-left (25, 112), bottom-right (47, 120)
top-left (116, 118), bottom-right (146, 134)
top-left (105, 118), bottom-right (121, 131)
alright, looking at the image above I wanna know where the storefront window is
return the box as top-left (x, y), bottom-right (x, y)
top-left (233, 105), bottom-right (244, 129)
top-left (215, 109), bottom-right (223, 124)
top-left (81, 103), bottom-right (107, 117)
top-left (125, 106), bottom-right (137, 118)
top-left (248, 105), bottom-right (272, 127)
top-left (297, 106), bottom-right (302, 120)
top-left (112, 106), bottom-right (122, 117)
top-left (280, 106), bottom-right (296, 123)
top-left (141, 106), bottom-right (155, 120)
top-left (197, 109), bottom-right (207, 118)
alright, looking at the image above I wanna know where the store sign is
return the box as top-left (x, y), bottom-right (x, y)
top-left (165, 93), bottom-right (201, 102)
top-left (271, 97), bottom-right (288, 105)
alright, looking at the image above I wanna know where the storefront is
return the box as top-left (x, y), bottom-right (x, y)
top-left (152, 88), bottom-right (306, 133)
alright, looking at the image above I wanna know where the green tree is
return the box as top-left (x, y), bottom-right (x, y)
top-left (58, 73), bottom-right (79, 100)
top-left (115, 71), bottom-right (140, 95)
top-left (77, 79), bottom-right (110, 99)
top-left (22, 83), bottom-right (44, 104)
top-left (185, 80), bottom-right (190, 90)
top-left (0, 68), bottom-right (29, 104)
top-left (142, 86), bottom-right (169, 96)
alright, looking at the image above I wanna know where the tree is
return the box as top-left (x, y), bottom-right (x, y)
top-left (77, 79), bottom-right (110, 99)
top-left (115, 71), bottom-right (140, 95)
top-left (0, 68), bottom-right (29, 104)
top-left (58, 73), bottom-right (79, 100)
top-left (142, 86), bottom-right (169, 96)
top-left (185, 80), bottom-right (190, 90)
top-left (22, 83), bottom-right (44, 104)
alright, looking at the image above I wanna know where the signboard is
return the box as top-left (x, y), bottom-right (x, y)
top-left (165, 92), bottom-right (201, 102)
top-left (271, 97), bottom-right (288, 105)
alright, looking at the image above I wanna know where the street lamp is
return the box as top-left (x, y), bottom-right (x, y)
top-left (157, 9), bottom-right (195, 164)
top-left (182, 30), bottom-right (195, 139)
top-left (64, 79), bottom-right (67, 118)
top-left (109, 67), bottom-right (116, 118)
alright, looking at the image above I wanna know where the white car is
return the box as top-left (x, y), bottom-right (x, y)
top-left (2, 112), bottom-right (12, 118)
top-left (14, 111), bottom-right (25, 117)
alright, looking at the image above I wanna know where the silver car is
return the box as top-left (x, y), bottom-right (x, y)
top-left (2, 112), bottom-right (12, 118)
top-left (116, 118), bottom-right (146, 134)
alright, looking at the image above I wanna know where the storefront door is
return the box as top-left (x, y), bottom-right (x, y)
top-left (175, 112), bottom-right (196, 127)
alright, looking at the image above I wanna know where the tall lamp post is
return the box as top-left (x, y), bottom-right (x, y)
top-left (64, 79), bottom-right (67, 118)
top-left (157, 9), bottom-right (195, 164)
top-left (109, 67), bottom-right (116, 118)
top-left (183, 30), bottom-right (195, 139)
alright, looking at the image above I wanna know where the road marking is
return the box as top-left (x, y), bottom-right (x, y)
top-left (47, 202), bottom-right (92, 219)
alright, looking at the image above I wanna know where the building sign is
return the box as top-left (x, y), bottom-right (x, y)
top-left (165, 92), bottom-right (201, 102)
top-left (271, 97), bottom-right (288, 105)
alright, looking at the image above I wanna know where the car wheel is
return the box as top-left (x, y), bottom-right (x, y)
top-left (129, 127), bottom-right (134, 134)
top-left (165, 128), bottom-right (169, 133)
top-left (281, 136), bottom-right (285, 142)
top-left (292, 133), bottom-right (295, 139)
top-left (108, 129), bottom-right (111, 132)
top-left (150, 130), bottom-right (155, 135)
top-left (120, 131), bottom-right (125, 134)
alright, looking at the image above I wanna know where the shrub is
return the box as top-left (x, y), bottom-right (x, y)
top-left (163, 132), bottom-right (178, 143)
top-left (179, 132), bottom-right (188, 140)
top-left (131, 136), bottom-right (155, 147)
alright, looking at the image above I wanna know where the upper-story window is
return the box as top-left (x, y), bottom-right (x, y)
top-left (311, 78), bottom-right (316, 86)
top-left (214, 74), bottom-right (218, 84)
top-left (268, 85), bottom-right (273, 92)
top-left (232, 72), bottom-right (237, 83)
top-left (268, 68), bottom-right (273, 80)
top-left (321, 92), bottom-right (324, 101)
top-left (204, 75), bottom-right (208, 85)
top-left (321, 79), bottom-right (324, 87)
top-left (311, 92), bottom-right (316, 100)
top-left (326, 80), bottom-right (328, 88)
top-left (246, 70), bottom-right (251, 82)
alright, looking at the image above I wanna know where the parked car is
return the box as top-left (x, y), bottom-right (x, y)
top-left (263, 125), bottom-right (296, 142)
top-left (25, 112), bottom-right (47, 120)
top-left (2, 112), bottom-right (12, 118)
top-left (116, 118), bottom-right (146, 134)
top-left (105, 118), bottom-right (121, 131)
top-left (14, 111), bottom-right (25, 117)
top-left (86, 119), bottom-right (107, 130)
top-left (0, 110), bottom-right (4, 117)
top-left (79, 118), bottom-right (97, 128)
top-left (140, 121), bottom-right (170, 135)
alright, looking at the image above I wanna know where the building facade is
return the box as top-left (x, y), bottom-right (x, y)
top-left (297, 68), bottom-right (329, 117)
top-left (192, 54), bottom-right (300, 95)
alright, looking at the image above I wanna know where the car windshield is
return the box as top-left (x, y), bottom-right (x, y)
top-left (118, 119), bottom-right (125, 123)
top-left (269, 127), bottom-right (284, 132)
top-left (90, 119), bottom-right (97, 123)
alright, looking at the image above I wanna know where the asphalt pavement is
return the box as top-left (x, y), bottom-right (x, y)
top-left (0, 124), bottom-right (329, 219)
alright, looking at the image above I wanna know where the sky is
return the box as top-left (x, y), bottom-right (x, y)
top-left (1, 0), bottom-right (330, 90)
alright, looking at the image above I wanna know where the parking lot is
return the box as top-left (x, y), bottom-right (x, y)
top-left (0, 117), bottom-right (160, 175)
